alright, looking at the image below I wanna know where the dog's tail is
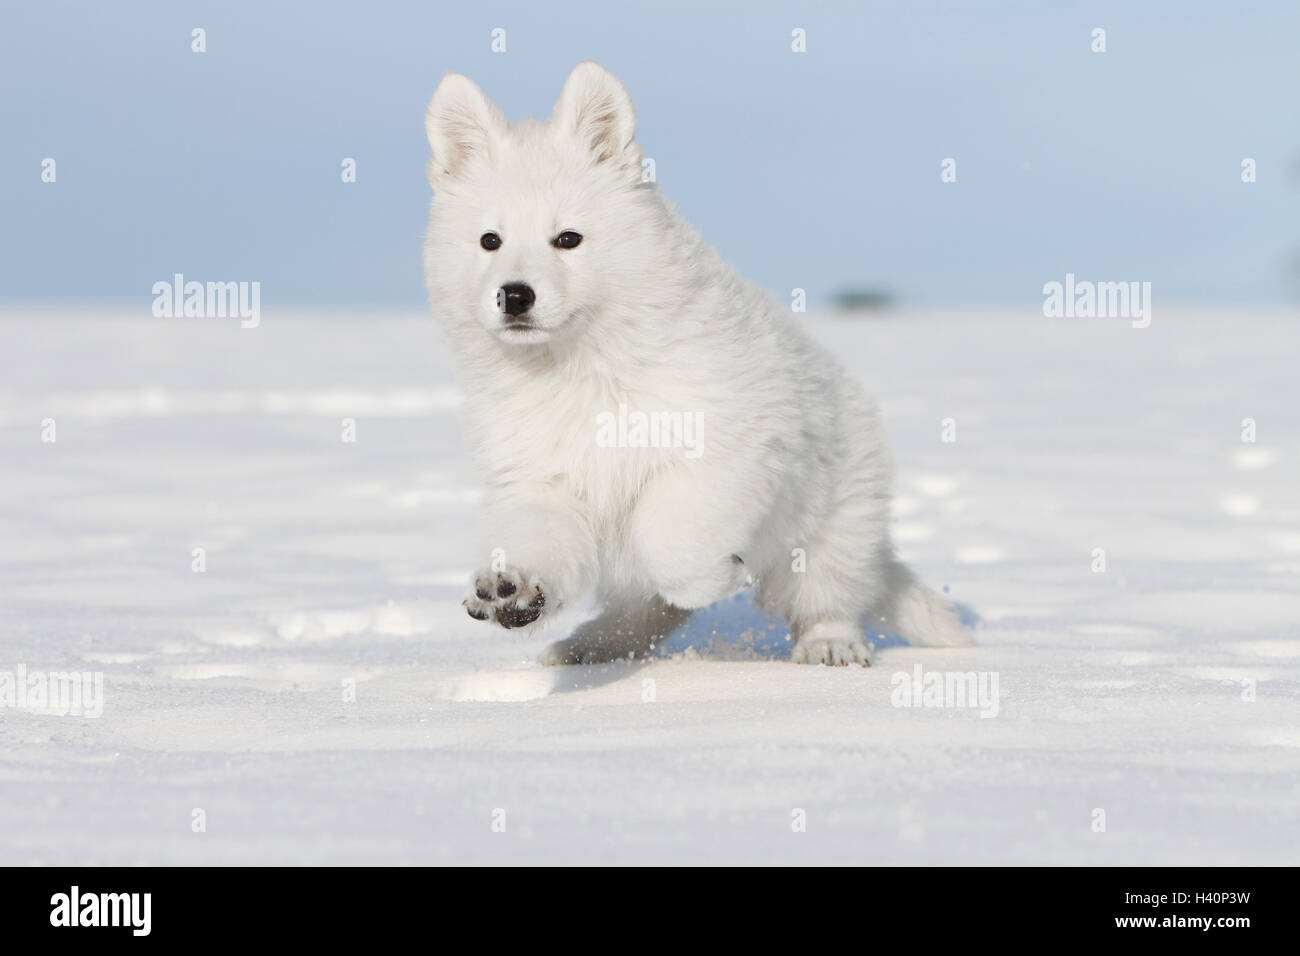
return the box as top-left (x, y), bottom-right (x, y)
top-left (874, 561), bottom-right (974, 647)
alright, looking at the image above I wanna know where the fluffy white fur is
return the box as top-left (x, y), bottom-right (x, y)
top-left (423, 61), bottom-right (972, 666)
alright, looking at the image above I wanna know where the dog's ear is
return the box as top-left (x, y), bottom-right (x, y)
top-left (426, 73), bottom-right (507, 181)
top-left (553, 61), bottom-right (639, 169)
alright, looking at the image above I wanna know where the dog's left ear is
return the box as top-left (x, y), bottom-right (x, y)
top-left (553, 61), bottom-right (639, 170)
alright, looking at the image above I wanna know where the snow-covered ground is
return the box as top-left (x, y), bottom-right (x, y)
top-left (2, 306), bottom-right (1297, 865)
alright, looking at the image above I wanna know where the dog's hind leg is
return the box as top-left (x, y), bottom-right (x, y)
top-left (760, 548), bottom-right (882, 666)
top-left (757, 481), bottom-right (893, 667)
top-left (540, 595), bottom-right (692, 666)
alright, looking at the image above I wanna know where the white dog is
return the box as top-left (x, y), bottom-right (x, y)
top-left (424, 62), bottom-right (972, 665)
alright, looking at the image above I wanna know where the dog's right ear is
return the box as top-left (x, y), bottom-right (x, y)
top-left (425, 73), bottom-right (506, 182)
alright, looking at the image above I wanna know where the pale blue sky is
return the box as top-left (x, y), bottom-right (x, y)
top-left (2, 0), bottom-right (1297, 309)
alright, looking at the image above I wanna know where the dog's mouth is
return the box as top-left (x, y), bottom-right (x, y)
top-left (496, 320), bottom-right (550, 343)
top-left (493, 309), bottom-right (582, 344)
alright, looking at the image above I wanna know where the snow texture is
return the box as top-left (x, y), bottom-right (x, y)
top-left (1, 308), bottom-right (1297, 865)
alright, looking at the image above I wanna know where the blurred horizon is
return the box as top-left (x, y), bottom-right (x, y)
top-left (2, 0), bottom-right (1298, 311)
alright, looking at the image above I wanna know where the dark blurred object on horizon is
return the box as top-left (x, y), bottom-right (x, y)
top-left (831, 287), bottom-right (896, 313)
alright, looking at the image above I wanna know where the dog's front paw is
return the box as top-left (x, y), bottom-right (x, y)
top-left (791, 635), bottom-right (870, 667)
top-left (463, 567), bottom-right (547, 629)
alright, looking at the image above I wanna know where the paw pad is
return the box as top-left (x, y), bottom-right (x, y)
top-left (463, 569), bottom-right (547, 629)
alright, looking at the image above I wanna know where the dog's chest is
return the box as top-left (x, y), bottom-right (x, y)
top-left (471, 375), bottom-right (669, 518)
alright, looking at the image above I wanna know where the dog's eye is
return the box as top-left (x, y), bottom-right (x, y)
top-left (480, 232), bottom-right (502, 251)
top-left (552, 231), bottom-right (583, 249)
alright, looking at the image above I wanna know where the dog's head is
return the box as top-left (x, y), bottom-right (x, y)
top-left (424, 62), bottom-right (649, 347)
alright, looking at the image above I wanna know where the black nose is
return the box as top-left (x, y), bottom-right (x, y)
top-left (498, 283), bottom-right (535, 317)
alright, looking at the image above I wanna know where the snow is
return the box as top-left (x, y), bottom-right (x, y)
top-left (2, 307), bottom-right (1298, 865)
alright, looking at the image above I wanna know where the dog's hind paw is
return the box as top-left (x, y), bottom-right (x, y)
top-left (463, 567), bottom-right (547, 630)
top-left (791, 637), bottom-right (870, 666)
top-left (791, 622), bottom-right (870, 667)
